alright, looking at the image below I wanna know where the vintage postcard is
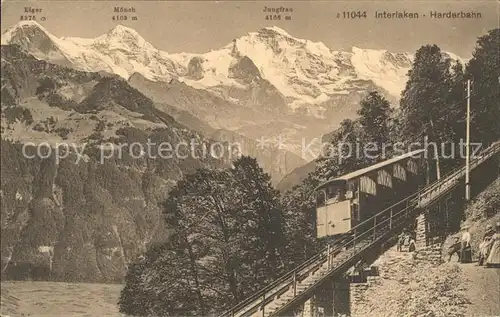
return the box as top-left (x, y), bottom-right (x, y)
top-left (0, 1), bottom-right (499, 316)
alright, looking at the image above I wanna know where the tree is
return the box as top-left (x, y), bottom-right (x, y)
top-left (466, 28), bottom-right (500, 145)
top-left (316, 118), bottom-right (368, 181)
top-left (119, 243), bottom-right (200, 316)
top-left (441, 60), bottom-right (467, 171)
top-left (120, 157), bottom-right (290, 316)
top-left (230, 156), bottom-right (285, 284)
top-left (447, 60), bottom-right (466, 140)
top-left (400, 45), bottom-right (462, 177)
top-left (400, 45), bottom-right (456, 143)
top-left (357, 91), bottom-right (394, 148)
top-left (163, 168), bottom-right (241, 312)
top-left (280, 172), bottom-right (322, 269)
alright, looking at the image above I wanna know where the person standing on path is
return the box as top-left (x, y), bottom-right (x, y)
top-left (478, 224), bottom-right (495, 266)
top-left (485, 222), bottom-right (500, 268)
top-left (448, 236), bottom-right (461, 262)
top-left (460, 225), bottom-right (472, 263)
top-left (397, 232), bottom-right (406, 252)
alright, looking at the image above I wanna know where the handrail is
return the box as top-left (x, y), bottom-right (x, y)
top-left (239, 199), bottom-right (416, 317)
top-left (220, 141), bottom-right (500, 317)
top-left (340, 142), bottom-right (499, 237)
top-left (421, 143), bottom-right (499, 194)
top-left (263, 169), bottom-right (476, 316)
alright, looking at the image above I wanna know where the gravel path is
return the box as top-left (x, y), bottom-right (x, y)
top-left (351, 248), bottom-right (469, 317)
top-left (459, 263), bottom-right (500, 317)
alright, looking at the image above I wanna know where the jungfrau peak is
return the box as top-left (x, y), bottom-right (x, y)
top-left (261, 25), bottom-right (294, 37)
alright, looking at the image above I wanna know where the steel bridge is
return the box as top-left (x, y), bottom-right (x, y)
top-left (221, 141), bottom-right (500, 317)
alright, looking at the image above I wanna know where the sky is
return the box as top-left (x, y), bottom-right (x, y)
top-left (1, 0), bottom-right (498, 57)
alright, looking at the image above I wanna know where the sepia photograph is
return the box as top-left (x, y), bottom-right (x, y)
top-left (0, 0), bottom-right (499, 316)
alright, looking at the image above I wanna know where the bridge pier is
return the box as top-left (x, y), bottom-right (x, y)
top-left (302, 296), bottom-right (316, 317)
top-left (414, 191), bottom-right (465, 265)
top-left (415, 213), bottom-right (427, 250)
top-left (332, 277), bottom-right (351, 316)
top-left (298, 276), bottom-right (351, 317)
top-left (415, 191), bottom-right (461, 249)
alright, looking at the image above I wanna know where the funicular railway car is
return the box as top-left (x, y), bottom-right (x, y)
top-left (314, 149), bottom-right (426, 241)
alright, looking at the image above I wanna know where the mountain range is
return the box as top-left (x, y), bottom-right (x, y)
top-left (1, 21), bottom-right (465, 160)
top-left (0, 21), bottom-right (465, 282)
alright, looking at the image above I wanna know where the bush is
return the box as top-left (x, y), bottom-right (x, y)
top-left (54, 127), bottom-right (72, 140)
top-left (3, 107), bottom-right (34, 125)
top-left (95, 120), bottom-right (106, 132)
top-left (35, 77), bottom-right (56, 96)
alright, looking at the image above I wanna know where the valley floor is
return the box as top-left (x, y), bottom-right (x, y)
top-left (0, 281), bottom-right (123, 317)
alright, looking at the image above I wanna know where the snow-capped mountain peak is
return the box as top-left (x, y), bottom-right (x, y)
top-left (350, 47), bottom-right (414, 96)
top-left (1, 22), bottom-right (464, 110)
top-left (260, 26), bottom-right (293, 37)
top-left (0, 20), bottom-right (75, 67)
top-left (1, 20), bottom-right (54, 45)
top-left (93, 24), bottom-right (154, 50)
top-left (239, 26), bottom-right (332, 57)
top-left (2, 21), bottom-right (174, 79)
top-left (1, 22), bottom-right (468, 160)
top-left (109, 24), bottom-right (141, 36)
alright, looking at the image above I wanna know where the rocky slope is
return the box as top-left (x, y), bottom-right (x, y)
top-left (276, 126), bottom-right (349, 192)
top-left (351, 248), bottom-right (469, 317)
top-left (128, 73), bottom-right (306, 183)
top-left (276, 160), bottom-right (316, 192)
top-left (0, 45), bottom-right (230, 282)
top-left (1, 21), bottom-right (464, 158)
top-left (441, 178), bottom-right (500, 262)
